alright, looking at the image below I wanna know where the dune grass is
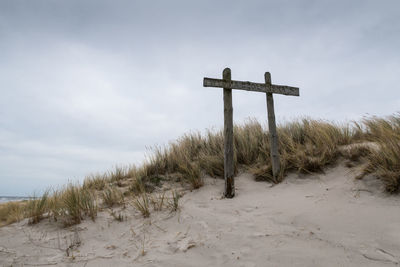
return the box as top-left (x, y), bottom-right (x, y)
top-left (0, 184), bottom-right (99, 227)
top-left (82, 174), bottom-right (107, 191)
top-left (357, 115), bottom-right (400, 192)
top-left (132, 193), bottom-right (150, 218)
top-left (140, 115), bottom-right (400, 192)
top-left (101, 185), bottom-right (124, 208)
top-left (169, 190), bottom-right (181, 212)
top-left (27, 192), bottom-right (49, 224)
top-left (2, 114), bottom-right (400, 227)
top-left (0, 201), bottom-right (26, 226)
top-left (142, 118), bottom-right (358, 184)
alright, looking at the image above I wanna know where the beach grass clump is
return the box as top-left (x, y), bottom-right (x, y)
top-left (143, 130), bottom-right (226, 186)
top-left (1, 185), bottom-right (98, 227)
top-left (0, 201), bottom-right (26, 226)
top-left (234, 120), bottom-right (266, 166)
top-left (80, 188), bottom-right (98, 221)
top-left (198, 153), bottom-right (225, 178)
top-left (132, 193), bottom-right (150, 218)
top-left (110, 210), bottom-right (125, 222)
top-left (340, 144), bottom-right (372, 163)
top-left (62, 185), bottom-right (83, 225)
top-left (47, 189), bottom-right (63, 222)
top-left (359, 116), bottom-right (400, 192)
top-left (83, 174), bottom-right (107, 191)
top-left (248, 119), bottom-right (356, 182)
top-left (128, 171), bottom-right (159, 194)
top-left (150, 192), bottom-right (166, 211)
top-left (129, 176), bottom-right (146, 195)
top-left (27, 192), bottom-right (49, 224)
top-left (249, 163), bottom-right (275, 182)
top-left (61, 184), bottom-right (98, 226)
top-left (168, 190), bottom-right (181, 212)
top-left (178, 160), bottom-right (203, 189)
top-left (109, 166), bottom-right (130, 185)
top-left (198, 131), bottom-right (226, 177)
top-left (101, 185), bottom-right (124, 208)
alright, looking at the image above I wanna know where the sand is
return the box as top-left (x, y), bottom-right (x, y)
top-left (1, 163), bottom-right (400, 266)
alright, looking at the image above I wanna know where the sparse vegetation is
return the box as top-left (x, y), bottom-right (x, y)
top-left (178, 160), bottom-right (203, 189)
top-left (132, 193), bottom-right (150, 218)
top-left (101, 186), bottom-right (124, 208)
top-left (357, 115), bottom-right (400, 192)
top-left (110, 210), bottom-right (125, 222)
top-left (3, 114), bottom-right (400, 227)
top-left (83, 174), bottom-right (107, 191)
top-left (27, 192), bottom-right (49, 224)
top-left (80, 187), bottom-right (98, 222)
top-left (0, 201), bottom-right (26, 226)
top-left (61, 184), bottom-right (85, 225)
top-left (169, 190), bottom-right (181, 212)
top-left (47, 189), bottom-right (63, 222)
top-left (150, 192), bottom-right (166, 211)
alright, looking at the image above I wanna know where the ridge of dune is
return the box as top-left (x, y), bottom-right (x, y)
top-left (1, 163), bottom-right (400, 266)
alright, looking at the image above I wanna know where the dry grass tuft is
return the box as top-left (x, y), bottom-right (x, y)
top-left (151, 192), bottom-right (166, 211)
top-left (341, 144), bottom-right (372, 163)
top-left (178, 161), bottom-right (203, 189)
top-left (57, 184), bottom-right (98, 226)
top-left (62, 185), bottom-right (84, 225)
top-left (110, 210), bottom-right (125, 222)
top-left (27, 192), bottom-right (49, 224)
top-left (358, 116), bottom-right (400, 192)
top-left (248, 119), bottom-right (353, 181)
top-left (0, 201), bottom-right (26, 226)
top-left (101, 186), bottom-right (124, 208)
top-left (168, 190), bottom-right (181, 212)
top-left (249, 164), bottom-right (275, 183)
top-left (47, 189), bottom-right (63, 222)
top-left (80, 188), bottom-right (98, 222)
top-left (83, 174), bottom-right (107, 191)
top-left (132, 193), bottom-right (150, 218)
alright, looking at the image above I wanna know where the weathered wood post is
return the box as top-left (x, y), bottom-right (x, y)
top-left (223, 68), bottom-right (235, 198)
top-left (265, 72), bottom-right (281, 182)
top-left (203, 69), bottom-right (299, 198)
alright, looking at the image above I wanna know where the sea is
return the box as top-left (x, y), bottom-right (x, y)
top-left (0, 196), bottom-right (31, 203)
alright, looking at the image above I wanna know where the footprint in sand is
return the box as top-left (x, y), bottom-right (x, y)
top-left (361, 248), bottom-right (399, 264)
top-left (243, 207), bottom-right (256, 213)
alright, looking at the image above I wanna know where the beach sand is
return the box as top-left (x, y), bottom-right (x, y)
top-left (1, 163), bottom-right (400, 266)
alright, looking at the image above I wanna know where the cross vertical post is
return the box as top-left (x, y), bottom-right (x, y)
top-left (223, 68), bottom-right (235, 198)
top-left (265, 72), bottom-right (281, 182)
top-left (203, 69), bottom-right (299, 197)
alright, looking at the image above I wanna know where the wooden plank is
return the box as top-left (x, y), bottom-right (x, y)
top-left (223, 68), bottom-right (235, 198)
top-left (265, 72), bottom-right (281, 182)
top-left (204, 77), bottom-right (299, 96)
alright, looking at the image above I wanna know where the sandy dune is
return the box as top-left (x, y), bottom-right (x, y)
top-left (1, 163), bottom-right (400, 266)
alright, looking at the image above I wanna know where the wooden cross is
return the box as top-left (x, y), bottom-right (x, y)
top-left (203, 68), bottom-right (299, 198)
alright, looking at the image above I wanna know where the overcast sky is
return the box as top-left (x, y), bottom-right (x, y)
top-left (1, 0), bottom-right (399, 196)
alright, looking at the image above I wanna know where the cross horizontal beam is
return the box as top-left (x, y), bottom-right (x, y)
top-left (203, 77), bottom-right (299, 96)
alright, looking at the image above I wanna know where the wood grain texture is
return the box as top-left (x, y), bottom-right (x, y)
top-left (203, 69), bottom-right (299, 194)
top-left (223, 68), bottom-right (235, 198)
top-left (204, 77), bottom-right (299, 96)
top-left (265, 72), bottom-right (281, 182)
